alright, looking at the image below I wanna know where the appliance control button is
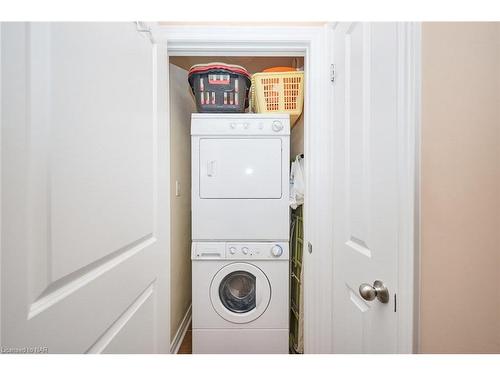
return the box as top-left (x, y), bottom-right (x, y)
top-left (243, 122), bottom-right (249, 129)
top-left (229, 247), bottom-right (236, 255)
top-left (230, 122), bottom-right (236, 129)
top-left (242, 247), bottom-right (249, 255)
top-left (272, 120), bottom-right (283, 132)
top-left (271, 245), bottom-right (283, 257)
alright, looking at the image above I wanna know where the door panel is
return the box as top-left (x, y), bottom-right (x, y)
top-left (332, 22), bottom-right (400, 353)
top-left (346, 22), bottom-right (371, 259)
top-left (199, 138), bottom-right (282, 199)
top-left (49, 22), bottom-right (155, 281)
top-left (98, 285), bottom-right (156, 354)
top-left (1, 22), bottom-right (169, 353)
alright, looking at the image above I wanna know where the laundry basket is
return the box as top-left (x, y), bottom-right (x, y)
top-left (251, 70), bottom-right (304, 126)
top-left (188, 62), bottom-right (251, 113)
top-left (290, 205), bottom-right (304, 354)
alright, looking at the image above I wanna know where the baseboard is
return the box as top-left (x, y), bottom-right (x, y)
top-left (170, 304), bottom-right (192, 354)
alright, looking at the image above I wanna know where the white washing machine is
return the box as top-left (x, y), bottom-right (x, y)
top-left (191, 113), bottom-right (290, 241)
top-left (191, 241), bottom-right (289, 354)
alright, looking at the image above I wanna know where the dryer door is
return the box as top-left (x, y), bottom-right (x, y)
top-left (210, 263), bottom-right (271, 324)
top-left (199, 138), bottom-right (282, 199)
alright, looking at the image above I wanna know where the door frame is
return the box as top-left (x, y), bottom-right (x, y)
top-left (148, 22), bottom-right (420, 353)
top-left (394, 22), bottom-right (421, 353)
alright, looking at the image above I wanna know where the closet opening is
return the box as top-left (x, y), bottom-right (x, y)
top-left (168, 55), bottom-right (306, 354)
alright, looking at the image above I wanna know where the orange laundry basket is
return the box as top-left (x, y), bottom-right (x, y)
top-left (251, 70), bottom-right (304, 126)
top-left (262, 66), bottom-right (296, 73)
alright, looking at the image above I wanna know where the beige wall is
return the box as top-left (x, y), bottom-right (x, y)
top-left (290, 114), bottom-right (304, 159)
top-left (421, 22), bottom-right (500, 353)
top-left (170, 56), bottom-right (304, 75)
top-left (169, 63), bottom-right (195, 343)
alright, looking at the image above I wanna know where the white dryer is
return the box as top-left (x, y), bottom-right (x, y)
top-left (191, 113), bottom-right (290, 241)
top-left (191, 241), bottom-right (289, 354)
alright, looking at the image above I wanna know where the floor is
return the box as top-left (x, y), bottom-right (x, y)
top-left (177, 323), bottom-right (192, 354)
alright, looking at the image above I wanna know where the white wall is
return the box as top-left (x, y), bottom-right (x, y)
top-left (169, 63), bottom-right (195, 344)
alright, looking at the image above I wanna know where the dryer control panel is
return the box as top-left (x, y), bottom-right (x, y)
top-left (191, 113), bottom-right (290, 136)
top-left (192, 242), bottom-right (289, 260)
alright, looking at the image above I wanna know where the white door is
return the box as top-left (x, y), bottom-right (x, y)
top-left (1, 22), bottom-right (169, 353)
top-left (199, 138), bottom-right (282, 199)
top-left (331, 22), bottom-right (412, 353)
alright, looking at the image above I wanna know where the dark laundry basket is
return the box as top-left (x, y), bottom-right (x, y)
top-left (188, 63), bottom-right (251, 113)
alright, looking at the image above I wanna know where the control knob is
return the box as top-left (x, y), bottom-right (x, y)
top-left (272, 120), bottom-right (283, 132)
top-left (271, 245), bottom-right (283, 257)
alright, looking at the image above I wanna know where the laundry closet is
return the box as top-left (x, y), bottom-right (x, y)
top-left (168, 56), bottom-right (305, 354)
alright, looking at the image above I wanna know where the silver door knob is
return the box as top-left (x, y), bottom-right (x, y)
top-left (358, 280), bottom-right (389, 304)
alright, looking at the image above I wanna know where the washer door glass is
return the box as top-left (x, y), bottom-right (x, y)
top-left (210, 262), bottom-right (271, 324)
top-left (219, 271), bottom-right (256, 313)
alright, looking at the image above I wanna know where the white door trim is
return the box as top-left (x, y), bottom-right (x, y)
top-left (148, 22), bottom-right (420, 354)
top-left (396, 22), bottom-right (421, 353)
top-left (170, 304), bottom-right (192, 354)
top-left (151, 23), bottom-right (335, 354)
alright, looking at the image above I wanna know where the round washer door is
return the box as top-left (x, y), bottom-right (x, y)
top-left (210, 262), bottom-right (271, 324)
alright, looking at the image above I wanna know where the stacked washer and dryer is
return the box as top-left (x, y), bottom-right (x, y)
top-left (191, 113), bottom-right (290, 354)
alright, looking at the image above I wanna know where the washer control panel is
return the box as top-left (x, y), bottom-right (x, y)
top-left (191, 242), bottom-right (289, 260)
top-left (226, 242), bottom-right (289, 260)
